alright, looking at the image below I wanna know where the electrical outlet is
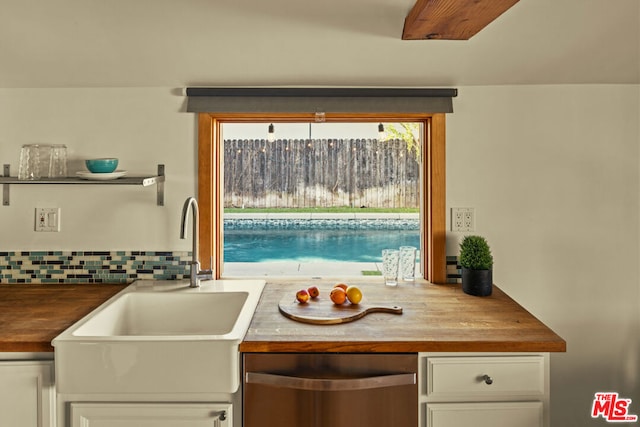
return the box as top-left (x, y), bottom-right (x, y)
top-left (35, 208), bottom-right (61, 232)
top-left (451, 207), bottom-right (474, 232)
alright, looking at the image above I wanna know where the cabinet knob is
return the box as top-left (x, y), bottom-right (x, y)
top-left (482, 374), bottom-right (493, 385)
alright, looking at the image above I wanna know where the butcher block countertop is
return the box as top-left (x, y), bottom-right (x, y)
top-left (0, 280), bottom-right (566, 354)
top-left (240, 279), bottom-right (566, 353)
top-left (0, 284), bottom-right (127, 352)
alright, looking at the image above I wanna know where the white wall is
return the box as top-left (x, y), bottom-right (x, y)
top-left (0, 85), bottom-right (638, 425)
top-left (447, 85), bottom-right (640, 426)
top-left (0, 88), bottom-right (196, 251)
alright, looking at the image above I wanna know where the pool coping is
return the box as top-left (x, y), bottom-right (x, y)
top-left (223, 261), bottom-right (381, 278)
top-left (224, 212), bottom-right (419, 220)
top-left (223, 261), bottom-right (422, 279)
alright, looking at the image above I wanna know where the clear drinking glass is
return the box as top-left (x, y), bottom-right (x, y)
top-left (48, 144), bottom-right (68, 178)
top-left (381, 249), bottom-right (400, 286)
top-left (38, 144), bottom-right (51, 178)
top-left (399, 246), bottom-right (417, 281)
top-left (18, 144), bottom-right (42, 180)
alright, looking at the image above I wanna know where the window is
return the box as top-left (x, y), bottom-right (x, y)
top-left (196, 113), bottom-right (446, 283)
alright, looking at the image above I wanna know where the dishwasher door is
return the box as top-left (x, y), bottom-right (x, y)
top-left (243, 353), bottom-right (417, 427)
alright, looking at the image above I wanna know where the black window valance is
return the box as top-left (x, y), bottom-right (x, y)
top-left (185, 87), bottom-right (457, 114)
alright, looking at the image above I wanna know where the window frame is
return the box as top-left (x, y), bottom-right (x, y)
top-left (196, 112), bottom-right (447, 283)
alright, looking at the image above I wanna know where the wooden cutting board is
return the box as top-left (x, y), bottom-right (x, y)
top-left (278, 295), bottom-right (402, 325)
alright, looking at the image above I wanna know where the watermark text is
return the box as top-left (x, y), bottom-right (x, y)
top-left (592, 392), bottom-right (638, 422)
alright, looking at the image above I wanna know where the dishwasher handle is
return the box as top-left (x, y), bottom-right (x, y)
top-left (245, 372), bottom-right (416, 391)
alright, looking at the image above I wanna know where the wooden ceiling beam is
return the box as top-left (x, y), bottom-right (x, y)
top-left (403, 0), bottom-right (520, 40)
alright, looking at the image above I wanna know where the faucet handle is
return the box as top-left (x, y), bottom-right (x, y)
top-left (198, 256), bottom-right (214, 280)
top-left (198, 268), bottom-right (214, 281)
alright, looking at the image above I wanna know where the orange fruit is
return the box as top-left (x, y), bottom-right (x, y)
top-left (329, 287), bottom-right (347, 305)
top-left (333, 283), bottom-right (348, 291)
top-left (346, 286), bottom-right (363, 304)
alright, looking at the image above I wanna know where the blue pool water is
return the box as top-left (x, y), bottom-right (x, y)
top-left (224, 218), bottom-right (419, 263)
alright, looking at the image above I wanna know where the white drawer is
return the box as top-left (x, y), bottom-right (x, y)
top-left (425, 401), bottom-right (543, 427)
top-left (425, 356), bottom-right (545, 400)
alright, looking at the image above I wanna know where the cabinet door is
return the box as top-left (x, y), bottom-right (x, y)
top-left (0, 361), bottom-right (55, 427)
top-left (71, 402), bottom-right (231, 427)
top-left (426, 402), bottom-right (543, 427)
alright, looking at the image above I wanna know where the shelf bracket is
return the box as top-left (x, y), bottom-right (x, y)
top-left (157, 164), bottom-right (165, 206)
top-left (2, 164), bottom-right (9, 206)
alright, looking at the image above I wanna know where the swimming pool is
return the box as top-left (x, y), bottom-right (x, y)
top-left (223, 218), bottom-right (420, 263)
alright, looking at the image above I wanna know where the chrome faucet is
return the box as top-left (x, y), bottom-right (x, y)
top-left (180, 197), bottom-right (213, 287)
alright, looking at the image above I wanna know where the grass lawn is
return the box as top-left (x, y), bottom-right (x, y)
top-left (361, 270), bottom-right (382, 276)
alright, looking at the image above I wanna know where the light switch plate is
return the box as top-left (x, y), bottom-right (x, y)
top-left (35, 207), bottom-right (61, 232)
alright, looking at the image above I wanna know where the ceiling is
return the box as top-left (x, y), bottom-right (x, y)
top-left (0, 0), bottom-right (638, 88)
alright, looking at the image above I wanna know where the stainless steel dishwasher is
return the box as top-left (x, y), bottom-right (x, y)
top-left (243, 353), bottom-right (417, 427)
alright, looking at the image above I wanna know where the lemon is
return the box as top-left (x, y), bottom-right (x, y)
top-left (346, 286), bottom-right (363, 304)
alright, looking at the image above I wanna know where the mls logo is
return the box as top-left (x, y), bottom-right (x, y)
top-left (592, 392), bottom-right (638, 422)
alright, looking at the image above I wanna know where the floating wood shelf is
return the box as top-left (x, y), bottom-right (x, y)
top-left (1, 164), bottom-right (165, 206)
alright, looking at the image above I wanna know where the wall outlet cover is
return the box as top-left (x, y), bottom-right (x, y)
top-left (35, 207), bottom-right (60, 232)
top-left (451, 207), bottom-right (474, 232)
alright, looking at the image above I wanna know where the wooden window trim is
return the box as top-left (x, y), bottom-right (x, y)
top-left (197, 113), bottom-right (447, 284)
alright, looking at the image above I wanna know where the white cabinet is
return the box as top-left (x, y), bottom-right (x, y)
top-left (0, 360), bottom-right (55, 427)
top-left (70, 402), bottom-right (231, 427)
top-left (419, 353), bottom-right (549, 427)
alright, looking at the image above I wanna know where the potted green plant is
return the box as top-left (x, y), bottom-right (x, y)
top-left (459, 235), bottom-right (494, 297)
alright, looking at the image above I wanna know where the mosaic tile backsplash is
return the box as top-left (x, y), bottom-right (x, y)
top-left (447, 255), bottom-right (462, 284)
top-left (0, 251), bottom-right (462, 284)
top-left (0, 251), bottom-right (191, 284)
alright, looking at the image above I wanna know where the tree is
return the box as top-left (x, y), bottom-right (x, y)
top-left (382, 123), bottom-right (421, 160)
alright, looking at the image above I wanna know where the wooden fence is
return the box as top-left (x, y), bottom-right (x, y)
top-left (223, 138), bottom-right (420, 209)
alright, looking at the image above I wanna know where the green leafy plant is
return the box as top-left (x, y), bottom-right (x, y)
top-left (382, 123), bottom-right (421, 160)
top-left (459, 235), bottom-right (493, 270)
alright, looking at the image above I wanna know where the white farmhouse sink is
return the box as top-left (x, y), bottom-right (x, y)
top-left (52, 279), bottom-right (265, 395)
top-left (72, 292), bottom-right (248, 337)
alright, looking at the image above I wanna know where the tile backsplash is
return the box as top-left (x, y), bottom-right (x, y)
top-left (0, 251), bottom-right (462, 284)
top-left (446, 255), bottom-right (462, 284)
top-left (0, 251), bottom-right (191, 284)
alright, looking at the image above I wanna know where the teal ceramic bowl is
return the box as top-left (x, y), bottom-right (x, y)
top-left (85, 158), bottom-right (118, 173)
